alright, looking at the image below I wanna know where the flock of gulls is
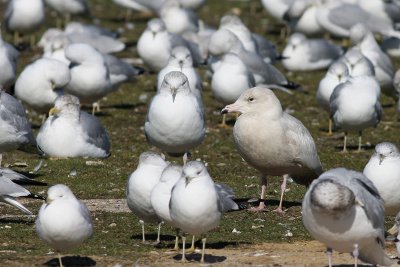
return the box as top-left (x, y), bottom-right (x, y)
top-left (2, 0), bottom-right (400, 266)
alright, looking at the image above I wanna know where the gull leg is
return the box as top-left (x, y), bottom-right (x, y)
top-left (174, 236), bottom-right (179, 250)
top-left (0, 154), bottom-right (3, 167)
top-left (328, 118), bottom-right (333, 135)
top-left (250, 175), bottom-right (267, 211)
top-left (181, 235), bottom-right (187, 262)
top-left (139, 220), bottom-right (145, 243)
top-left (218, 114), bottom-right (229, 128)
top-left (353, 244), bottom-right (359, 267)
top-left (92, 102), bottom-right (100, 115)
top-left (357, 131), bottom-right (362, 152)
top-left (183, 152), bottom-right (188, 166)
top-left (14, 31), bottom-right (20, 46)
top-left (326, 247), bottom-right (332, 267)
top-left (274, 174), bottom-right (288, 213)
top-left (186, 235), bottom-right (196, 252)
top-left (58, 252), bottom-right (63, 267)
top-left (342, 132), bottom-right (348, 153)
top-left (200, 237), bottom-right (206, 263)
top-left (156, 221), bottom-right (163, 244)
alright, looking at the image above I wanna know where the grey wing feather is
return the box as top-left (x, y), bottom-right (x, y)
top-left (308, 40), bottom-right (342, 63)
top-left (328, 4), bottom-right (369, 29)
top-left (329, 81), bottom-right (348, 118)
top-left (282, 113), bottom-right (323, 181)
top-left (5, 43), bottom-right (18, 67)
top-left (79, 200), bottom-right (93, 226)
top-left (103, 54), bottom-right (137, 81)
top-left (79, 111), bottom-right (110, 154)
top-left (215, 183), bottom-right (238, 212)
top-left (375, 101), bottom-right (383, 125)
top-left (4, 2), bottom-right (13, 30)
top-left (0, 176), bottom-right (30, 197)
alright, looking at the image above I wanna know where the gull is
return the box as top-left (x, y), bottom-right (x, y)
top-left (169, 160), bottom-right (238, 263)
top-left (112, 0), bottom-right (150, 14)
top-left (392, 69), bottom-right (400, 111)
top-left (363, 142), bottom-right (400, 216)
top-left (388, 212), bottom-right (400, 252)
top-left (302, 168), bottom-right (393, 267)
top-left (158, 0), bottom-right (199, 34)
top-left (126, 151), bottom-right (168, 243)
top-left (208, 29), bottom-right (293, 88)
top-left (261, 0), bottom-right (295, 23)
top-left (0, 90), bottom-right (38, 165)
top-left (145, 71), bottom-right (205, 160)
top-left (349, 23), bottom-right (395, 99)
top-left (4, 0), bottom-right (45, 46)
top-left (283, 0), bottom-right (323, 36)
top-left (340, 47), bottom-right (375, 78)
top-left (0, 173), bottom-right (45, 215)
top-left (36, 184), bottom-right (93, 267)
top-left (137, 18), bottom-right (202, 72)
top-left (221, 86), bottom-right (322, 212)
top-left (0, 30), bottom-right (18, 90)
top-left (329, 70), bottom-right (382, 152)
top-left (211, 53), bottom-right (255, 127)
top-left (36, 94), bottom-right (111, 158)
top-left (157, 46), bottom-right (202, 100)
top-left (15, 58), bottom-right (70, 114)
top-left (64, 43), bottom-right (112, 113)
top-left (282, 32), bottom-right (343, 71)
top-left (150, 164), bottom-right (183, 248)
top-left (64, 22), bottom-right (119, 39)
top-left (316, 61), bottom-right (349, 135)
top-left (44, 0), bottom-right (90, 26)
top-left (38, 28), bottom-right (125, 54)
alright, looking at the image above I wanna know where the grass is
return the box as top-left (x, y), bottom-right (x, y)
top-left (0, 0), bottom-right (400, 265)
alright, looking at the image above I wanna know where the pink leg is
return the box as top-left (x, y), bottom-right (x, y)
top-left (326, 247), bottom-right (332, 267)
top-left (274, 174), bottom-right (288, 213)
top-left (250, 176), bottom-right (267, 212)
top-left (353, 244), bottom-right (359, 267)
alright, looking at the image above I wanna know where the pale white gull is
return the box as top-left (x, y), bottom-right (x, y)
top-left (0, 30), bottom-right (18, 90)
top-left (158, 0), bottom-right (199, 34)
top-left (36, 184), bottom-right (93, 267)
top-left (302, 168), bottom-right (393, 267)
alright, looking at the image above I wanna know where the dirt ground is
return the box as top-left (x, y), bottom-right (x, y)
top-left (2, 199), bottom-right (398, 266)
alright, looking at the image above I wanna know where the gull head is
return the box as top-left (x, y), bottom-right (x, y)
top-left (138, 151), bottom-right (167, 167)
top-left (287, 32), bottom-right (306, 51)
top-left (221, 86), bottom-right (283, 116)
top-left (310, 178), bottom-right (355, 216)
top-left (327, 61), bottom-right (349, 83)
top-left (208, 29), bottom-right (241, 56)
top-left (183, 160), bottom-right (209, 187)
top-left (168, 46), bottom-right (193, 70)
top-left (147, 18), bottom-right (166, 38)
top-left (160, 164), bottom-right (183, 183)
top-left (220, 14), bottom-right (243, 28)
top-left (49, 94), bottom-right (80, 118)
top-left (160, 71), bottom-right (190, 102)
top-left (46, 184), bottom-right (76, 204)
top-left (349, 23), bottom-right (369, 45)
top-left (374, 142), bottom-right (399, 165)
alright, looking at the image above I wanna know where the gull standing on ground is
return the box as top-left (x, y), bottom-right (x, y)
top-left (0, 90), bottom-right (37, 165)
top-left (302, 168), bottom-right (393, 267)
top-left (158, 0), bottom-right (199, 35)
top-left (221, 86), bottom-right (322, 212)
top-left (316, 61), bottom-right (349, 135)
top-left (0, 30), bottom-right (18, 90)
top-left (145, 71), bottom-right (205, 161)
top-left (4, 0), bottom-right (45, 45)
top-left (126, 151), bottom-right (168, 243)
top-left (363, 142), bottom-right (400, 216)
top-left (283, 0), bottom-right (323, 36)
top-left (15, 58), bottom-right (70, 115)
top-left (157, 46), bottom-right (202, 100)
top-left (45, 0), bottom-right (90, 26)
top-left (64, 43), bottom-right (112, 114)
top-left (0, 174), bottom-right (45, 215)
top-left (36, 94), bottom-right (111, 158)
top-left (282, 32), bottom-right (343, 71)
top-left (211, 53), bottom-right (255, 127)
top-left (329, 68), bottom-right (382, 152)
top-left (339, 47), bottom-right (375, 78)
top-left (36, 184), bottom-right (93, 267)
top-left (169, 160), bottom-right (238, 263)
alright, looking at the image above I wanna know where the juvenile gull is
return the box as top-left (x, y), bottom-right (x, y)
top-left (363, 142), bottom-right (400, 216)
top-left (0, 90), bottom-right (37, 164)
top-left (222, 86), bottom-right (322, 211)
top-left (145, 71), bottom-right (205, 160)
top-left (169, 160), bottom-right (238, 263)
top-left (36, 184), bottom-right (93, 267)
top-left (0, 174), bottom-right (45, 215)
top-left (316, 61), bottom-right (349, 135)
top-left (157, 46), bottom-right (202, 100)
top-left (302, 168), bottom-right (393, 266)
top-left (36, 94), bottom-right (111, 158)
top-left (282, 32), bottom-right (342, 71)
top-left (15, 58), bottom-right (70, 114)
top-left (211, 53), bottom-right (255, 126)
top-left (126, 151), bottom-right (168, 243)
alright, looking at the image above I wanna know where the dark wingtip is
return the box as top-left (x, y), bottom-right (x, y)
top-left (25, 193), bottom-right (46, 200)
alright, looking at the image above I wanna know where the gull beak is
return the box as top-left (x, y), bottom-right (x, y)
top-left (179, 60), bottom-right (183, 71)
top-left (185, 176), bottom-right (194, 187)
top-left (379, 154), bottom-right (385, 165)
top-left (51, 81), bottom-right (56, 90)
top-left (171, 87), bottom-right (177, 102)
top-left (388, 224), bottom-right (398, 236)
top-left (221, 103), bottom-right (241, 114)
top-left (49, 107), bottom-right (60, 116)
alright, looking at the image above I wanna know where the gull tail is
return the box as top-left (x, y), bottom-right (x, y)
top-left (358, 240), bottom-right (393, 266)
top-left (2, 196), bottom-right (33, 215)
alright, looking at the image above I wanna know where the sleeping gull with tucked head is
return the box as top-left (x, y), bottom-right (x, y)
top-left (36, 94), bottom-right (110, 158)
top-left (302, 168), bottom-right (393, 267)
top-left (222, 86), bottom-right (322, 212)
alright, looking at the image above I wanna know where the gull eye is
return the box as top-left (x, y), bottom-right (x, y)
top-left (248, 97), bottom-right (254, 102)
top-left (196, 171), bottom-right (201, 175)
